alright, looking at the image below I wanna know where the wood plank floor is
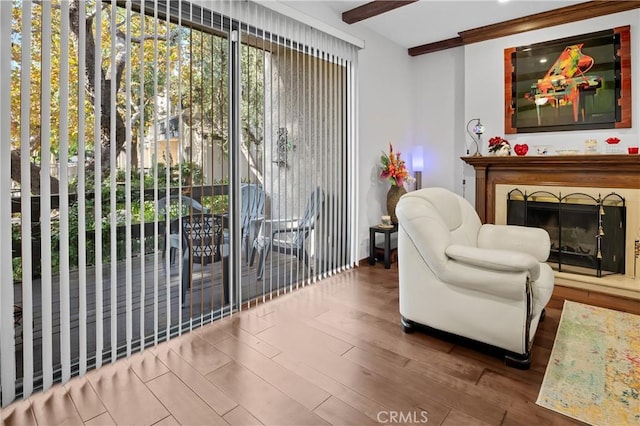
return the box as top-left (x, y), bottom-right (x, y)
top-left (4, 263), bottom-right (626, 425)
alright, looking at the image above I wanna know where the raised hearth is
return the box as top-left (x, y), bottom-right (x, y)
top-left (462, 154), bottom-right (640, 299)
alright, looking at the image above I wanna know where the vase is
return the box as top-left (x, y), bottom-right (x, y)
top-left (489, 143), bottom-right (511, 156)
top-left (386, 185), bottom-right (407, 224)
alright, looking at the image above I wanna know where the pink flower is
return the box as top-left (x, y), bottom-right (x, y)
top-left (380, 143), bottom-right (409, 186)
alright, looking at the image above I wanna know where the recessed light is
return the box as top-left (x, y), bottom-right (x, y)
top-left (540, 58), bottom-right (548, 64)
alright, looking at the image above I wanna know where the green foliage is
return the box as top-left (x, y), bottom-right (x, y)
top-left (9, 1), bottom-right (265, 281)
top-left (12, 162), bottom-right (228, 282)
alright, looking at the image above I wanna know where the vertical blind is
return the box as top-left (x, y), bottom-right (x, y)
top-left (0, 0), bottom-right (359, 406)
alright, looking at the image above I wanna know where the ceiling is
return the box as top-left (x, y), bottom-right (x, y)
top-left (318, 0), bottom-right (587, 49)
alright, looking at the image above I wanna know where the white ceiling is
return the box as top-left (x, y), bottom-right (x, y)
top-left (318, 0), bottom-right (587, 48)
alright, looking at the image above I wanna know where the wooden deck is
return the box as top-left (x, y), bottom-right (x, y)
top-left (11, 250), bottom-right (313, 385)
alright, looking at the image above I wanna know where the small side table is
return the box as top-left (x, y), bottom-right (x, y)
top-left (368, 224), bottom-right (398, 269)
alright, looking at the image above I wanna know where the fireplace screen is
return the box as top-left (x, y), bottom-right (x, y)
top-left (507, 189), bottom-right (625, 277)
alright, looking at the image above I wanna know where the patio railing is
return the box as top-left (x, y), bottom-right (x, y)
top-left (11, 184), bottom-right (229, 280)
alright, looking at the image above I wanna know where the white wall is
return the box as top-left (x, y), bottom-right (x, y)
top-left (411, 47), bottom-right (466, 197)
top-left (357, 32), bottom-right (414, 256)
top-left (409, 10), bottom-right (640, 207)
top-left (463, 10), bottom-right (640, 203)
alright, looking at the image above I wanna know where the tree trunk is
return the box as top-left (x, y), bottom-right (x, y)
top-left (69, 0), bottom-right (127, 176)
top-left (11, 150), bottom-right (60, 195)
top-left (131, 133), bottom-right (139, 170)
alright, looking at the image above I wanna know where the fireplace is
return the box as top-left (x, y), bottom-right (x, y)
top-left (506, 189), bottom-right (625, 277)
top-left (462, 154), bottom-right (640, 299)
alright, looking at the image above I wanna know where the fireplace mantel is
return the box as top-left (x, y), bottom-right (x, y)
top-left (462, 154), bottom-right (640, 223)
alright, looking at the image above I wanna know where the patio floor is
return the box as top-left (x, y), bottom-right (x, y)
top-left (11, 250), bottom-right (312, 388)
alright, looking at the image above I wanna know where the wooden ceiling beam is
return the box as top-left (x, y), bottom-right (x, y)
top-left (459, 1), bottom-right (640, 44)
top-left (408, 37), bottom-right (463, 57)
top-left (408, 1), bottom-right (640, 56)
top-left (342, 0), bottom-right (418, 25)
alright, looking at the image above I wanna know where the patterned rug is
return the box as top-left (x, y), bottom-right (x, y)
top-left (536, 300), bottom-right (640, 425)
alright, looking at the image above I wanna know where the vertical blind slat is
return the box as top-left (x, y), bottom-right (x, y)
top-left (329, 41), bottom-right (336, 276)
top-left (138, 0), bottom-right (147, 352)
top-left (301, 26), bottom-right (308, 286)
top-left (334, 49), bottom-right (340, 273)
top-left (312, 36), bottom-right (319, 284)
top-left (125, 0), bottom-right (133, 358)
top-left (163, 0), bottom-right (171, 338)
top-left (197, 19), bottom-right (204, 323)
top-left (349, 60), bottom-right (358, 267)
top-left (20, 0), bottom-right (34, 398)
top-left (94, 1), bottom-right (104, 370)
top-left (152, 0), bottom-right (159, 345)
top-left (109, 0), bottom-right (118, 364)
top-left (0, 0), bottom-right (16, 407)
top-left (59, 0), bottom-right (72, 384)
top-left (328, 41), bottom-right (334, 277)
top-left (78, 0), bottom-right (88, 377)
top-left (259, 4), bottom-right (267, 304)
top-left (176, 0), bottom-right (183, 327)
top-left (337, 52), bottom-right (345, 273)
top-left (321, 35), bottom-right (328, 280)
top-left (40, 0), bottom-right (54, 391)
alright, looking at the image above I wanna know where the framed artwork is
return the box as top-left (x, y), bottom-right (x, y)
top-left (504, 26), bottom-right (631, 134)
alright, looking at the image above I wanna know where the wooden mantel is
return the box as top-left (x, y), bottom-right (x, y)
top-left (461, 154), bottom-right (640, 223)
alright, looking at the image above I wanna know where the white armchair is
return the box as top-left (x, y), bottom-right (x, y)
top-left (396, 187), bottom-right (554, 368)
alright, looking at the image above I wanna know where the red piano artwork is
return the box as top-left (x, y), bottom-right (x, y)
top-left (526, 44), bottom-right (602, 126)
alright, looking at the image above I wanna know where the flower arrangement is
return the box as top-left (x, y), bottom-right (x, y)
top-left (488, 136), bottom-right (511, 155)
top-left (380, 143), bottom-right (410, 186)
top-left (605, 137), bottom-right (621, 145)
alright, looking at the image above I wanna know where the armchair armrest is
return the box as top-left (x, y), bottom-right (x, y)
top-left (248, 216), bottom-right (264, 235)
top-left (261, 218), bottom-right (300, 230)
top-left (249, 216), bottom-right (265, 226)
top-left (445, 244), bottom-right (540, 281)
top-left (477, 224), bottom-right (550, 262)
top-left (436, 257), bottom-right (529, 301)
top-left (254, 218), bottom-right (299, 239)
top-left (272, 225), bottom-right (313, 237)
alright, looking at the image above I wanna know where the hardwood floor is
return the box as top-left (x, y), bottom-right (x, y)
top-left (4, 263), bottom-right (625, 425)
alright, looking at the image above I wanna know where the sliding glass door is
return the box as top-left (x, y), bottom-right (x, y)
top-left (1, 0), bottom-right (357, 405)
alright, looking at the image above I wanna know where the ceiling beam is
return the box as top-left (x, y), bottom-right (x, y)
top-left (408, 0), bottom-right (640, 56)
top-left (408, 37), bottom-right (463, 57)
top-left (342, 0), bottom-right (418, 25)
top-left (459, 1), bottom-right (640, 44)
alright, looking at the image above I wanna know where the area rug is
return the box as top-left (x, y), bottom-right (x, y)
top-left (536, 300), bottom-right (640, 425)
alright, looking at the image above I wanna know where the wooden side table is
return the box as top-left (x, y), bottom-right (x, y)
top-left (368, 224), bottom-right (398, 269)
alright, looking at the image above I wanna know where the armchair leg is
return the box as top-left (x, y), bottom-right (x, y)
top-left (400, 316), bottom-right (415, 334)
top-left (242, 237), bottom-right (248, 263)
top-left (256, 240), bottom-right (272, 280)
top-left (505, 352), bottom-right (532, 370)
top-left (249, 246), bottom-right (257, 266)
top-left (256, 248), bottom-right (265, 280)
top-left (181, 254), bottom-right (192, 308)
